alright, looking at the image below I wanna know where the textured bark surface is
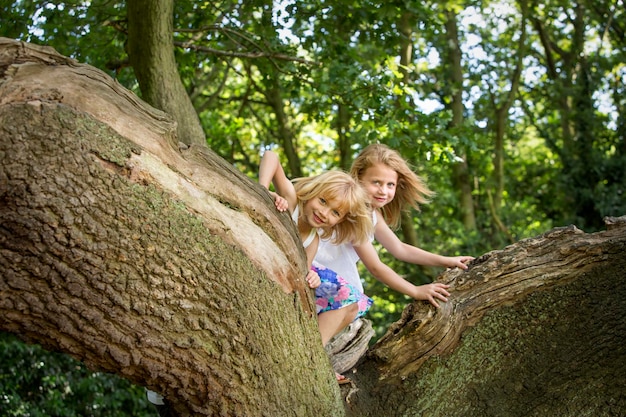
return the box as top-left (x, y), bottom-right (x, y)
top-left (0, 38), bottom-right (344, 417)
top-left (342, 217), bottom-right (626, 417)
top-left (326, 318), bottom-right (374, 374)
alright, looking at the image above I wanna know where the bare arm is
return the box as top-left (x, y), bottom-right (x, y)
top-left (374, 212), bottom-right (474, 270)
top-left (304, 235), bottom-right (321, 288)
top-left (259, 150), bottom-right (320, 288)
top-left (258, 150), bottom-right (296, 212)
top-left (354, 241), bottom-right (450, 308)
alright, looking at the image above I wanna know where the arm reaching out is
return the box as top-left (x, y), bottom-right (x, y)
top-left (355, 241), bottom-right (450, 308)
top-left (374, 212), bottom-right (474, 270)
top-left (259, 150), bottom-right (295, 212)
top-left (258, 149), bottom-right (319, 271)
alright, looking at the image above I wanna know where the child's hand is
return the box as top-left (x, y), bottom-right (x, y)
top-left (305, 270), bottom-right (321, 289)
top-left (444, 255), bottom-right (474, 270)
top-left (268, 190), bottom-right (289, 212)
top-left (415, 282), bottom-right (450, 308)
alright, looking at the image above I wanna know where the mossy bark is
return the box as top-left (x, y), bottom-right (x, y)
top-left (343, 220), bottom-right (626, 417)
top-left (0, 38), bottom-right (344, 417)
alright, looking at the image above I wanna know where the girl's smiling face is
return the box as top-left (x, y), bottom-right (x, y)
top-left (301, 196), bottom-right (345, 229)
top-left (360, 163), bottom-right (398, 209)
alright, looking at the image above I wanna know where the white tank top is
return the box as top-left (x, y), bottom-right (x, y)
top-left (291, 205), bottom-right (316, 249)
top-left (313, 211), bottom-right (377, 293)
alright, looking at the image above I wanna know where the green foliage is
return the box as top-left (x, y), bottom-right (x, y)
top-left (0, 332), bottom-right (154, 417)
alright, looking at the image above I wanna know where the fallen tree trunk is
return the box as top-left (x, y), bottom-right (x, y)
top-left (342, 216), bottom-right (626, 417)
top-left (1, 38), bottom-right (625, 417)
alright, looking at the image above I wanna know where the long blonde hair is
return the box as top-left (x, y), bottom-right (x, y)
top-left (350, 144), bottom-right (434, 230)
top-left (293, 170), bottom-right (372, 245)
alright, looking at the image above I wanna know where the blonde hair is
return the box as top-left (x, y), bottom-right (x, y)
top-left (293, 171), bottom-right (373, 245)
top-left (350, 144), bottom-right (434, 230)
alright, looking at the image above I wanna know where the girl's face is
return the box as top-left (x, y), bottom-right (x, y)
top-left (360, 163), bottom-right (398, 209)
top-left (301, 196), bottom-right (345, 229)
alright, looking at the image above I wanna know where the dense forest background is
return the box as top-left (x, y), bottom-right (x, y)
top-left (1, 0), bottom-right (624, 415)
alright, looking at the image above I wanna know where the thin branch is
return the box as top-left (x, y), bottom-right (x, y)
top-left (174, 41), bottom-right (319, 66)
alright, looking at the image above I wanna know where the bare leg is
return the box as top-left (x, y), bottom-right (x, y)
top-left (317, 303), bottom-right (358, 347)
top-left (318, 303), bottom-right (358, 383)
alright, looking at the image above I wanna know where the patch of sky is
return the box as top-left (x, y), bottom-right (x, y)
top-left (27, 2), bottom-right (92, 38)
top-left (28, 6), bottom-right (48, 38)
top-left (412, 48), bottom-right (443, 114)
top-left (273, 0), bottom-right (299, 45)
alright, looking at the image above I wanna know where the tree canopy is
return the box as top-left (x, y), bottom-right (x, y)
top-left (4, 0), bottom-right (624, 237)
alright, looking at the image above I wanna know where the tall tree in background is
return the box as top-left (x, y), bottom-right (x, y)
top-left (291, 1), bottom-right (377, 170)
top-left (469, 0), bottom-right (529, 243)
top-left (396, 9), bottom-right (422, 248)
top-left (525, 0), bottom-right (626, 230)
top-left (441, 5), bottom-right (478, 231)
top-left (127, 0), bottom-right (206, 146)
top-left (240, 0), bottom-right (304, 177)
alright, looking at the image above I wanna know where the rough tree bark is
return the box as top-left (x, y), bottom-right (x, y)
top-left (343, 217), bottom-right (626, 416)
top-left (0, 38), bottom-right (344, 416)
top-left (1, 38), bottom-right (625, 417)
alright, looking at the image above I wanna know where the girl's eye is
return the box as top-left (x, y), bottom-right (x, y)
top-left (332, 210), bottom-right (341, 217)
top-left (319, 197), bottom-right (327, 205)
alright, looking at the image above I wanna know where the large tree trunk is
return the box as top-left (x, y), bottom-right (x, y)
top-left (126, 0), bottom-right (206, 147)
top-left (2, 38), bottom-right (625, 417)
top-left (0, 37), bottom-right (343, 416)
top-left (442, 8), bottom-right (477, 232)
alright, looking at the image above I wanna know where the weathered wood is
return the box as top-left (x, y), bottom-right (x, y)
top-left (326, 318), bottom-right (374, 374)
top-left (343, 217), bottom-right (626, 416)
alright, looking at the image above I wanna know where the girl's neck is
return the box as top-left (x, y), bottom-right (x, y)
top-left (297, 214), bottom-right (314, 236)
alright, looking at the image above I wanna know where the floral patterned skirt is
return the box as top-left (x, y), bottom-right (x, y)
top-left (313, 264), bottom-right (373, 318)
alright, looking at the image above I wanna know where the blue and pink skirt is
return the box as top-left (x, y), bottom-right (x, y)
top-left (312, 264), bottom-right (372, 318)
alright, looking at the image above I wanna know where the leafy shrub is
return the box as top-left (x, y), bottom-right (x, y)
top-left (0, 332), bottom-right (154, 417)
